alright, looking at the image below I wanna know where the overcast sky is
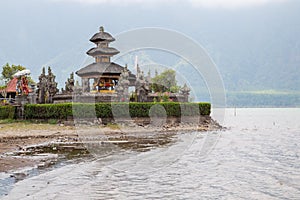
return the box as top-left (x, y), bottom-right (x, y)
top-left (51, 0), bottom-right (289, 9)
top-left (0, 0), bottom-right (299, 91)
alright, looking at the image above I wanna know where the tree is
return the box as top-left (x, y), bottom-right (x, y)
top-left (151, 69), bottom-right (180, 93)
top-left (1, 63), bottom-right (26, 81)
top-left (0, 63), bottom-right (35, 85)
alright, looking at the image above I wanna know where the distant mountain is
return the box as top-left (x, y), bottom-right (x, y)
top-left (0, 0), bottom-right (299, 107)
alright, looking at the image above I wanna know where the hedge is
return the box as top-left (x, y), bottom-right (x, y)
top-left (0, 102), bottom-right (211, 120)
top-left (23, 102), bottom-right (211, 120)
top-left (24, 103), bottom-right (73, 119)
top-left (0, 105), bottom-right (16, 119)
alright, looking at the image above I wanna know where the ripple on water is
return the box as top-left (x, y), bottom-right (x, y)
top-left (2, 108), bottom-right (300, 199)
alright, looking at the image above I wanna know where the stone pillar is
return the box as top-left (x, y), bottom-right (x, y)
top-left (82, 78), bottom-right (90, 93)
top-left (115, 67), bottom-right (130, 101)
top-left (28, 93), bottom-right (37, 104)
top-left (180, 83), bottom-right (190, 102)
top-left (93, 78), bottom-right (98, 91)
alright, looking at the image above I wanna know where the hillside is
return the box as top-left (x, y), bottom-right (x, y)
top-left (0, 0), bottom-right (299, 107)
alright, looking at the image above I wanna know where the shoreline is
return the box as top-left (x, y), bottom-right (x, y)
top-left (0, 116), bottom-right (222, 173)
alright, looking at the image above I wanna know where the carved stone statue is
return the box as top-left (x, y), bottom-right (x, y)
top-left (64, 72), bottom-right (75, 94)
top-left (135, 68), bottom-right (150, 102)
top-left (47, 67), bottom-right (58, 103)
top-left (115, 66), bottom-right (130, 101)
top-left (36, 67), bottom-right (58, 104)
top-left (74, 80), bottom-right (82, 94)
top-left (36, 67), bottom-right (47, 104)
top-left (180, 83), bottom-right (190, 102)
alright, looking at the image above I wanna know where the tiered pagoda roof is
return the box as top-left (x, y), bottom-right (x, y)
top-left (76, 26), bottom-right (135, 80)
top-left (77, 62), bottom-right (134, 78)
top-left (86, 47), bottom-right (119, 56)
top-left (89, 26), bottom-right (115, 42)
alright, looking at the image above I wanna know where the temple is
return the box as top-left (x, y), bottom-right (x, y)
top-left (76, 26), bottom-right (136, 94)
top-left (6, 26), bottom-right (190, 105)
top-left (51, 26), bottom-right (190, 103)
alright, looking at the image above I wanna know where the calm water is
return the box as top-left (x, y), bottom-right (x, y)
top-left (2, 108), bottom-right (300, 200)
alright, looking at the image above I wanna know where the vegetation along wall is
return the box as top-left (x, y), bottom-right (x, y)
top-left (0, 102), bottom-right (211, 120)
top-left (0, 105), bottom-right (15, 119)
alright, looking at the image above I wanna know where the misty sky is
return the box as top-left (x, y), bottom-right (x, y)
top-left (0, 0), bottom-right (299, 91)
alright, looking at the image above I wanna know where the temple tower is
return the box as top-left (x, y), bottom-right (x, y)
top-left (88, 26), bottom-right (119, 64)
top-left (76, 26), bottom-right (135, 93)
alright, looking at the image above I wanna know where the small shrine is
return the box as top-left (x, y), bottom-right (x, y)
top-left (0, 69), bottom-right (36, 105)
top-left (76, 26), bottom-right (136, 94)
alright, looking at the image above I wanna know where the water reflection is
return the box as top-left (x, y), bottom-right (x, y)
top-left (84, 131), bottom-right (177, 157)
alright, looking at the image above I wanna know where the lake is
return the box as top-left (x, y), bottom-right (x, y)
top-left (2, 108), bottom-right (300, 199)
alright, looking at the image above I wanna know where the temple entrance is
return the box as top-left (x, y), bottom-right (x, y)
top-left (91, 77), bottom-right (119, 93)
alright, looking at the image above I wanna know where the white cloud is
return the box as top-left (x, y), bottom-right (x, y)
top-left (52, 0), bottom-right (289, 9)
top-left (51, 0), bottom-right (166, 5)
top-left (188, 0), bottom-right (288, 9)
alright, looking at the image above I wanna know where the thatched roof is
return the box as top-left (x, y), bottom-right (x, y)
top-left (76, 62), bottom-right (136, 81)
top-left (90, 26), bottom-right (115, 43)
top-left (87, 47), bottom-right (119, 56)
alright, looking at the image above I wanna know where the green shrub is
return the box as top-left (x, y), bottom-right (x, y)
top-left (48, 119), bottom-right (58, 124)
top-left (24, 103), bottom-right (73, 120)
top-left (129, 103), bottom-right (153, 117)
top-left (23, 102), bottom-right (211, 120)
top-left (73, 103), bottom-right (96, 118)
top-left (0, 106), bottom-right (16, 119)
top-left (95, 103), bottom-right (112, 118)
top-left (199, 102), bottom-right (211, 116)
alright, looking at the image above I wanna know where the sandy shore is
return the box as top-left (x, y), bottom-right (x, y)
top-left (0, 118), bottom-right (221, 173)
top-left (0, 123), bottom-right (78, 172)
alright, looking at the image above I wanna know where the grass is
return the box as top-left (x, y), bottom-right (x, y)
top-left (47, 119), bottom-right (58, 125)
top-left (106, 123), bottom-right (120, 130)
top-left (0, 119), bottom-right (75, 133)
top-left (0, 119), bottom-right (15, 124)
top-left (0, 119), bottom-right (57, 125)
